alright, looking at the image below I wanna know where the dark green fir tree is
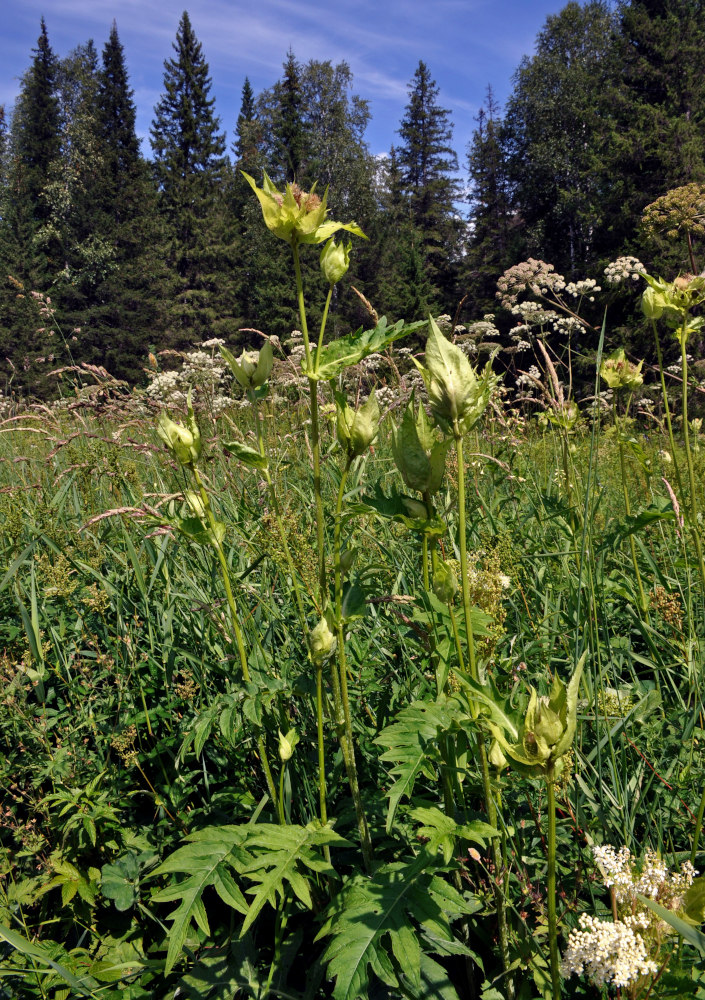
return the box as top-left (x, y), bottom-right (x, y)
top-left (396, 61), bottom-right (461, 308)
top-left (150, 11), bottom-right (236, 346)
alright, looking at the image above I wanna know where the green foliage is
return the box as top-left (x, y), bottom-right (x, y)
top-left (319, 849), bottom-right (481, 1000)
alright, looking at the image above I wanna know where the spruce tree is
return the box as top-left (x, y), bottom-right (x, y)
top-left (150, 11), bottom-right (236, 345)
top-left (0, 19), bottom-right (62, 396)
top-left (82, 22), bottom-right (169, 382)
top-left (397, 61), bottom-right (461, 306)
top-left (502, 1), bottom-right (618, 274)
top-left (611, 0), bottom-right (705, 271)
top-left (375, 146), bottom-right (434, 322)
top-left (233, 77), bottom-right (261, 173)
top-left (464, 87), bottom-right (517, 313)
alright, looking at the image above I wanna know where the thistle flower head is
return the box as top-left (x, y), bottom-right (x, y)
top-left (391, 394), bottom-right (449, 495)
top-left (335, 391), bottom-right (380, 458)
top-left (220, 341), bottom-right (274, 388)
top-left (600, 348), bottom-right (644, 391)
top-left (157, 389), bottom-right (202, 467)
top-left (243, 170), bottom-right (366, 246)
top-left (413, 316), bottom-right (499, 435)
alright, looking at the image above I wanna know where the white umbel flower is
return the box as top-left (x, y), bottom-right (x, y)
top-left (562, 914), bottom-right (659, 988)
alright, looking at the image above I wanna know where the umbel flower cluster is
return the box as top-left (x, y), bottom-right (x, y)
top-left (562, 845), bottom-right (698, 990)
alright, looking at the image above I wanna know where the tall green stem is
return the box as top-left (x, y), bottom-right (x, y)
top-left (334, 458), bottom-right (372, 870)
top-left (292, 239), bottom-right (327, 605)
top-left (613, 400), bottom-right (647, 612)
top-left (546, 765), bottom-right (560, 1000)
top-left (250, 389), bottom-right (327, 833)
top-left (455, 430), bottom-right (513, 998)
top-left (291, 239), bottom-right (331, 839)
top-left (679, 334), bottom-right (705, 600)
top-left (192, 467), bottom-right (278, 813)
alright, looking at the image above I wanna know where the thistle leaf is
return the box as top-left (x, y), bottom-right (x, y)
top-left (302, 318), bottom-right (426, 380)
top-left (375, 700), bottom-right (464, 831)
top-left (223, 440), bottom-right (268, 470)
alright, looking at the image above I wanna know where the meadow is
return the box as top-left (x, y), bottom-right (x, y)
top-left (2, 179), bottom-right (705, 1000)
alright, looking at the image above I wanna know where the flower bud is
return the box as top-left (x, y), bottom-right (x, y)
top-left (392, 396), bottom-right (449, 495)
top-left (278, 728), bottom-right (299, 762)
top-left (335, 391), bottom-right (380, 458)
top-left (414, 316), bottom-right (499, 434)
top-left (600, 348), bottom-right (644, 391)
top-left (489, 739), bottom-right (508, 771)
top-left (320, 238), bottom-right (351, 285)
top-left (185, 491), bottom-right (206, 519)
top-left (221, 341), bottom-right (274, 389)
top-left (339, 547), bottom-right (357, 575)
top-left (157, 390), bottom-right (202, 467)
top-left (310, 615), bottom-right (336, 665)
top-left (433, 559), bottom-right (458, 604)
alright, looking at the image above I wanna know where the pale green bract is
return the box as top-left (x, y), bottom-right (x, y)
top-left (414, 316), bottom-right (499, 434)
top-left (242, 170), bottom-right (366, 245)
top-left (391, 395), bottom-right (449, 495)
top-left (156, 389), bottom-right (202, 466)
top-left (335, 390), bottom-right (380, 458)
top-left (220, 340), bottom-right (273, 389)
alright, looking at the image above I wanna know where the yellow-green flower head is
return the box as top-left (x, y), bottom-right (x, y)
top-left (335, 390), bottom-right (380, 458)
top-left (320, 238), bottom-right (351, 285)
top-left (185, 490), bottom-right (206, 519)
top-left (642, 271), bottom-right (705, 341)
top-left (392, 395), bottom-right (450, 495)
top-left (220, 341), bottom-right (273, 389)
top-left (242, 170), bottom-right (366, 246)
top-left (310, 615), bottom-right (336, 665)
top-left (600, 348), bottom-right (644, 391)
top-left (157, 390), bottom-right (201, 467)
top-left (485, 655), bottom-right (585, 778)
top-left (278, 728), bottom-right (299, 762)
top-left (432, 559), bottom-right (458, 605)
top-left (414, 316), bottom-right (499, 434)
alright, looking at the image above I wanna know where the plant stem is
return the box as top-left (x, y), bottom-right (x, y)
top-left (292, 239), bottom-right (327, 606)
top-left (614, 400), bottom-right (648, 612)
top-left (679, 333), bottom-right (705, 601)
top-left (334, 456), bottom-right (372, 870)
top-left (192, 467), bottom-right (278, 814)
top-left (249, 388), bottom-right (328, 833)
top-left (546, 764), bottom-right (561, 1000)
top-left (455, 429), bottom-right (513, 998)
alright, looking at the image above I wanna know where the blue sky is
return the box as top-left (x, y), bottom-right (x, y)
top-left (1, 0), bottom-right (581, 164)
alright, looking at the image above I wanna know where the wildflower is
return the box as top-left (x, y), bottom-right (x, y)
top-left (391, 395), bottom-right (450, 495)
top-left (413, 315), bottom-right (499, 435)
top-left (562, 913), bottom-right (659, 988)
top-left (310, 615), bottom-right (336, 665)
top-left (221, 341), bottom-right (274, 389)
top-left (243, 170), bottom-right (366, 245)
top-left (335, 390), bottom-right (380, 458)
top-left (432, 559), bottom-right (458, 604)
top-left (600, 348), bottom-right (644, 391)
top-left (278, 728), bottom-right (299, 762)
top-left (157, 390), bottom-right (202, 467)
top-left (320, 238), bottom-right (351, 285)
top-left (487, 656), bottom-right (584, 777)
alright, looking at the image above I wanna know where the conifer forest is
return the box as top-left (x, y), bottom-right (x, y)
top-left (5, 2), bottom-right (705, 999)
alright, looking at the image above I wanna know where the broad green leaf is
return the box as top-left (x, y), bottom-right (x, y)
top-left (238, 822), bottom-right (346, 935)
top-left (376, 700), bottom-right (464, 831)
top-left (223, 440), bottom-right (268, 470)
top-left (302, 318), bottom-right (426, 381)
top-left (151, 827), bottom-right (251, 974)
top-left (320, 856), bottom-right (476, 1000)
